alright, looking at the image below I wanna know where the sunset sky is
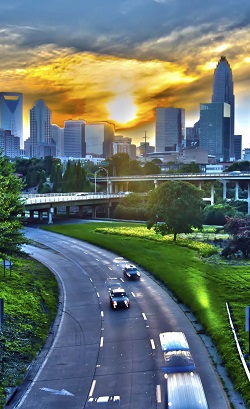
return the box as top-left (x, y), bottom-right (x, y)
top-left (0, 0), bottom-right (249, 147)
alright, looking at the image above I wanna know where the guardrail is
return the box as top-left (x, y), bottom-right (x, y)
top-left (226, 302), bottom-right (250, 382)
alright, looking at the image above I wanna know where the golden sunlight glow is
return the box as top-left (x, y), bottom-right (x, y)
top-left (214, 43), bottom-right (230, 53)
top-left (107, 94), bottom-right (138, 125)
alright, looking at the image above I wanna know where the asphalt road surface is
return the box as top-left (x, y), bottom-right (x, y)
top-left (8, 226), bottom-right (231, 409)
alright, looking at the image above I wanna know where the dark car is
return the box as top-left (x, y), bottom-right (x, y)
top-left (109, 287), bottom-right (130, 309)
top-left (123, 264), bottom-right (141, 280)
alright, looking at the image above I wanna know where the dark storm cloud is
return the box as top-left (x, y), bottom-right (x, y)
top-left (0, 0), bottom-right (249, 61)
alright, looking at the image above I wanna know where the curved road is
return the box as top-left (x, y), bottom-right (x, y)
top-left (9, 227), bottom-right (230, 409)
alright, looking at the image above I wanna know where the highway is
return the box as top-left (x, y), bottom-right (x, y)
top-left (9, 227), bottom-right (231, 409)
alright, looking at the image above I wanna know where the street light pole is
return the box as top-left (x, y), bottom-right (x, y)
top-left (94, 167), bottom-right (109, 194)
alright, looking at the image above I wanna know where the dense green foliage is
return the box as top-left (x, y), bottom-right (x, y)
top-left (42, 221), bottom-right (250, 406)
top-left (0, 154), bottom-right (27, 259)
top-left (147, 181), bottom-right (205, 240)
top-left (114, 193), bottom-right (148, 220)
top-left (0, 256), bottom-right (59, 406)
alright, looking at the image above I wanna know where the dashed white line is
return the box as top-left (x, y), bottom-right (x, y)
top-left (97, 292), bottom-right (100, 298)
top-left (89, 278), bottom-right (93, 282)
top-left (150, 339), bottom-right (155, 349)
top-left (89, 380), bottom-right (96, 397)
top-left (100, 337), bottom-right (104, 347)
top-left (101, 311), bottom-right (104, 317)
top-left (108, 267), bottom-right (113, 270)
top-left (131, 292), bottom-right (135, 297)
top-left (95, 258), bottom-right (99, 261)
top-left (120, 278), bottom-right (124, 282)
top-left (156, 385), bottom-right (161, 403)
top-left (142, 313), bottom-right (147, 320)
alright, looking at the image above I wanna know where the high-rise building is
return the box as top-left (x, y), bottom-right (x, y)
top-left (212, 56), bottom-right (235, 159)
top-left (85, 122), bottom-right (115, 158)
top-left (0, 92), bottom-right (23, 149)
top-left (155, 107), bottom-right (185, 152)
top-left (29, 99), bottom-right (52, 158)
top-left (234, 135), bottom-right (242, 161)
top-left (64, 119), bottom-right (86, 158)
top-left (51, 124), bottom-right (64, 157)
top-left (112, 135), bottom-right (136, 159)
top-left (199, 102), bottom-right (231, 162)
top-left (0, 128), bottom-right (20, 158)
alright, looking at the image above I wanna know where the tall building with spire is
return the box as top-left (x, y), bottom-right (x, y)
top-left (0, 92), bottom-right (23, 148)
top-left (211, 56), bottom-right (235, 159)
top-left (29, 99), bottom-right (52, 158)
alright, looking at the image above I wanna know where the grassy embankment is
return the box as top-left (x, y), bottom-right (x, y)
top-left (42, 221), bottom-right (250, 407)
top-left (0, 255), bottom-right (58, 407)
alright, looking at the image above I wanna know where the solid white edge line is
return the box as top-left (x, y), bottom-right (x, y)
top-left (89, 380), bottom-right (96, 397)
top-left (100, 337), bottom-right (104, 347)
top-left (150, 339), bottom-right (155, 349)
top-left (156, 385), bottom-right (161, 403)
top-left (142, 312), bottom-right (147, 320)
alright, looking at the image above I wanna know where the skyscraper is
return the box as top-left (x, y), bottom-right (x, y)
top-left (64, 119), bottom-right (86, 158)
top-left (199, 102), bottom-right (231, 162)
top-left (0, 92), bottom-right (23, 148)
top-left (212, 56), bottom-right (235, 159)
top-left (85, 122), bottom-right (115, 158)
top-left (155, 107), bottom-right (185, 152)
top-left (29, 100), bottom-right (52, 158)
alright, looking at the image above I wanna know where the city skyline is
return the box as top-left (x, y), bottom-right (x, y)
top-left (0, 1), bottom-right (249, 148)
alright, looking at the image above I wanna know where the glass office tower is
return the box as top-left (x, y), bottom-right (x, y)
top-left (155, 107), bottom-right (185, 152)
top-left (199, 102), bottom-right (231, 162)
top-left (212, 56), bottom-right (235, 159)
top-left (0, 92), bottom-right (23, 148)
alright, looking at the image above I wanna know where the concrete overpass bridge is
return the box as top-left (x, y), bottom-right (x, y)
top-left (22, 172), bottom-right (250, 223)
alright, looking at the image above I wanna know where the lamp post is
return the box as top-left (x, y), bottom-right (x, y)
top-left (94, 167), bottom-right (109, 194)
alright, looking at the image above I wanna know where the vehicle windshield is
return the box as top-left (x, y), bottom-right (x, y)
top-left (114, 292), bottom-right (126, 297)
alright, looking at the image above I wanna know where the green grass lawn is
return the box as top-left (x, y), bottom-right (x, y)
top-left (0, 255), bottom-right (59, 407)
top-left (42, 221), bottom-right (250, 408)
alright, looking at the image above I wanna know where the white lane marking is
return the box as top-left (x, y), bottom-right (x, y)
top-left (142, 313), bottom-right (147, 320)
top-left (100, 337), bottom-right (104, 347)
top-left (131, 292), bottom-right (135, 297)
top-left (95, 258), bottom-right (99, 261)
top-left (150, 339), bottom-right (156, 349)
top-left (89, 380), bottom-right (96, 397)
top-left (89, 278), bottom-right (93, 282)
top-left (156, 385), bottom-right (161, 403)
top-left (108, 267), bottom-right (113, 270)
top-left (40, 387), bottom-right (74, 396)
top-left (120, 278), bottom-right (124, 282)
top-left (101, 311), bottom-right (104, 317)
top-left (97, 292), bottom-right (100, 297)
top-left (84, 251), bottom-right (88, 254)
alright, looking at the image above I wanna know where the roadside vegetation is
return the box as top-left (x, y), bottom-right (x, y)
top-left (0, 255), bottom-right (58, 407)
top-left (42, 221), bottom-right (250, 407)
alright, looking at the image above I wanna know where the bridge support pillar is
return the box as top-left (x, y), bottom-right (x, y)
top-left (66, 206), bottom-right (70, 216)
top-left (210, 181), bottom-right (215, 205)
top-left (79, 205), bottom-right (84, 218)
top-left (48, 208), bottom-right (53, 224)
top-left (222, 180), bottom-right (227, 200)
top-left (38, 210), bottom-right (43, 221)
top-left (235, 181), bottom-right (239, 200)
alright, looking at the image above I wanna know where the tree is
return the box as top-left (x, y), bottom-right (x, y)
top-left (147, 181), bottom-right (205, 241)
top-left (0, 153), bottom-right (27, 260)
top-left (178, 162), bottom-right (201, 174)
